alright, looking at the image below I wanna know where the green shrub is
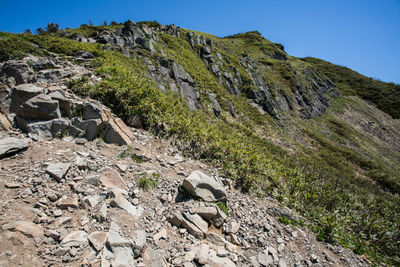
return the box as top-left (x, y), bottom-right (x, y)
top-left (138, 174), bottom-right (159, 191)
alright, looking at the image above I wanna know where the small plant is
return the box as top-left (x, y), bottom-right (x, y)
top-left (278, 216), bottom-right (291, 225)
top-left (216, 202), bottom-right (229, 216)
top-left (138, 174), bottom-right (159, 191)
top-left (132, 153), bottom-right (143, 163)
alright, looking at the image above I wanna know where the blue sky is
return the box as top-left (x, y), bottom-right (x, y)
top-left (1, 0), bottom-right (399, 83)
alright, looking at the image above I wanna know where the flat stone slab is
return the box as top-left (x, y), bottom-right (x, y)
top-left (0, 137), bottom-right (28, 158)
top-left (46, 162), bottom-right (71, 182)
top-left (88, 231), bottom-right (108, 251)
top-left (2, 221), bottom-right (44, 238)
top-left (182, 170), bottom-right (227, 202)
top-left (61, 230), bottom-right (88, 246)
top-left (99, 167), bottom-right (128, 190)
top-left (109, 188), bottom-right (143, 219)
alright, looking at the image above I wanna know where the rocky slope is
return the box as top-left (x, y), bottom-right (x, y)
top-left (0, 68), bottom-right (368, 266)
top-left (0, 20), bottom-right (399, 265)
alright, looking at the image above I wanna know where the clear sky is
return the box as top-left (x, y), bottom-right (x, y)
top-left (1, 0), bottom-right (399, 84)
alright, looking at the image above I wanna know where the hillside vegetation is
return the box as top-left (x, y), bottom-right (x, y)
top-left (1, 22), bottom-right (399, 264)
top-left (302, 57), bottom-right (400, 119)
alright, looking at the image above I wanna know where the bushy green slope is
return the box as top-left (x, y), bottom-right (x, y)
top-left (1, 24), bottom-right (399, 264)
top-left (302, 57), bottom-right (400, 119)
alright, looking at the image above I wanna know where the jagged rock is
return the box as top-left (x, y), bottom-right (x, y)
top-left (9, 84), bottom-right (44, 113)
top-left (182, 170), bottom-right (227, 202)
top-left (192, 203), bottom-right (227, 227)
top-left (100, 118), bottom-right (133, 146)
top-left (82, 195), bottom-right (101, 208)
top-left (46, 162), bottom-right (71, 182)
top-left (211, 64), bottom-right (220, 76)
top-left (16, 117), bottom-right (83, 141)
top-left (153, 228), bottom-right (167, 242)
top-left (75, 51), bottom-right (95, 59)
top-left (182, 212), bottom-right (208, 239)
top-left (31, 57), bottom-right (58, 71)
top-left (223, 220), bottom-right (240, 234)
top-left (131, 229), bottom-right (147, 257)
top-left (45, 229), bottom-right (61, 240)
top-left (142, 247), bottom-right (167, 267)
top-left (168, 210), bottom-right (184, 227)
top-left (83, 102), bottom-right (107, 121)
top-left (35, 69), bottom-right (63, 83)
top-left (16, 94), bottom-right (61, 120)
top-left (172, 62), bottom-right (194, 83)
top-left (209, 94), bottom-right (221, 117)
top-left (0, 60), bottom-right (32, 86)
top-left (2, 221), bottom-right (44, 238)
top-left (208, 249), bottom-right (236, 267)
top-left (70, 33), bottom-right (87, 42)
top-left (107, 221), bottom-right (136, 266)
top-left (196, 243), bottom-right (210, 264)
top-left (0, 113), bottom-right (11, 131)
top-left (179, 81), bottom-right (200, 110)
top-left (48, 91), bottom-right (71, 116)
top-left (88, 231), bottom-right (108, 251)
top-left (257, 251), bottom-right (273, 266)
top-left (226, 100), bottom-right (236, 117)
top-left (75, 156), bottom-right (88, 169)
top-left (109, 188), bottom-right (143, 218)
top-left (57, 197), bottom-right (79, 209)
top-left (201, 46), bottom-right (211, 56)
top-left (61, 230), bottom-right (88, 246)
top-left (206, 232), bottom-right (227, 246)
top-left (0, 137), bottom-right (28, 158)
top-left (99, 167), bottom-right (128, 190)
top-left (71, 118), bottom-right (101, 140)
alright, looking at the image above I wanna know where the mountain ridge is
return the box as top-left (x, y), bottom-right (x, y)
top-left (0, 20), bottom-right (399, 265)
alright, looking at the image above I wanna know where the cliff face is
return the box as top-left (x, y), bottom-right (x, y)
top-left (0, 21), bottom-right (400, 264)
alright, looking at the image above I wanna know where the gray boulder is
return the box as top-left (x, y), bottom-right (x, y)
top-left (48, 91), bottom-right (71, 116)
top-left (0, 60), bottom-right (32, 85)
top-left (35, 69), bottom-right (63, 83)
top-left (107, 221), bottom-right (136, 266)
top-left (83, 102), bottom-right (105, 120)
top-left (46, 162), bottom-right (71, 182)
top-left (71, 117), bottom-right (101, 140)
top-left (100, 118), bottom-right (133, 146)
top-left (69, 33), bottom-right (88, 43)
top-left (9, 84), bottom-right (44, 113)
top-left (75, 51), bottom-right (95, 59)
top-left (179, 82), bottom-right (200, 111)
top-left (16, 94), bottom-right (61, 120)
top-left (0, 137), bottom-right (28, 158)
top-left (208, 94), bottom-right (221, 117)
top-left (16, 117), bottom-right (83, 141)
top-left (182, 170), bottom-right (227, 202)
top-left (172, 62), bottom-right (194, 84)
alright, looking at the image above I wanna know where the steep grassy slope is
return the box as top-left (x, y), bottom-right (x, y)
top-left (302, 57), bottom-right (400, 119)
top-left (1, 23), bottom-right (399, 264)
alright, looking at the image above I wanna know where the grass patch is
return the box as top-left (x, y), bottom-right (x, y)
top-left (138, 173), bottom-right (159, 191)
top-left (131, 153), bottom-right (143, 164)
top-left (216, 202), bottom-right (229, 216)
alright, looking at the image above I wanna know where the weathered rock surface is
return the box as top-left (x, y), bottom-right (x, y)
top-left (99, 167), bottom-right (128, 190)
top-left (46, 162), bottom-right (71, 182)
top-left (0, 137), bottom-right (28, 158)
top-left (2, 221), bottom-right (44, 238)
top-left (182, 170), bottom-right (227, 202)
top-left (8, 84), bottom-right (43, 113)
top-left (17, 94), bottom-right (61, 120)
